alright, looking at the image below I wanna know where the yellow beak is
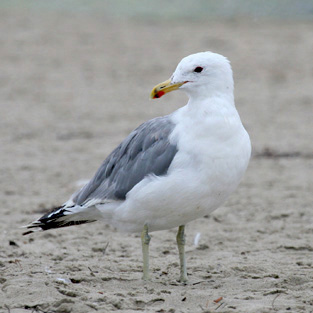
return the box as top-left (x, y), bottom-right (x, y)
top-left (150, 79), bottom-right (185, 99)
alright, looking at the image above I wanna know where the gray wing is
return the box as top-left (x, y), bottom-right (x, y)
top-left (72, 116), bottom-right (177, 206)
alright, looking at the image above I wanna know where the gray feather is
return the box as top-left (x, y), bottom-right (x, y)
top-left (73, 116), bottom-right (177, 205)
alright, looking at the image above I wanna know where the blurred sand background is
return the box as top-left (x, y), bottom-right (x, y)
top-left (0, 1), bottom-right (313, 312)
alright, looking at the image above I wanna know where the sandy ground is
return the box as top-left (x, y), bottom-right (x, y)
top-left (0, 7), bottom-right (313, 313)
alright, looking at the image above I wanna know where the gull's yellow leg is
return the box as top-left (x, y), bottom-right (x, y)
top-left (141, 224), bottom-right (151, 281)
top-left (176, 225), bottom-right (188, 283)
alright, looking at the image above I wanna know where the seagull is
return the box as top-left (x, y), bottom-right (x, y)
top-left (24, 51), bottom-right (251, 282)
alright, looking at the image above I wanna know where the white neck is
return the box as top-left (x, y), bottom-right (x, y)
top-left (185, 89), bottom-right (236, 119)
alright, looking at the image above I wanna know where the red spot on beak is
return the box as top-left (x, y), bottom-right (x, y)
top-left (155, 91), bottom-right (165, 98)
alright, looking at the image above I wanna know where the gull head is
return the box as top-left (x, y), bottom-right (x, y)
top-left (150, 51), bottom-right (234, 100)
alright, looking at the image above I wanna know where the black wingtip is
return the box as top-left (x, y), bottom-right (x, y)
top-left (22, 230), bottom-right (35, 236)
top-left (23, 204), bottom-right (98, 235)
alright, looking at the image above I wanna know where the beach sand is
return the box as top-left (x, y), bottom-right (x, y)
top-left (0, 8), bottom-right (312, 313)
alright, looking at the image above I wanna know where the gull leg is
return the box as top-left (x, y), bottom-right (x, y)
top-left (141, 224), bottom-right (151, 281)
top-left (176, 225), bottom-right (188, 283)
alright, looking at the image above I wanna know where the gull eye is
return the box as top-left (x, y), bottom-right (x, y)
top-left (194, 66), bottom-right (203, 73)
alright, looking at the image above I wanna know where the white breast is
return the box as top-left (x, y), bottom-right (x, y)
top-left (109, 104), bottom-right (251, 233)
top-left (168, 104), bottom-right (251, 211)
